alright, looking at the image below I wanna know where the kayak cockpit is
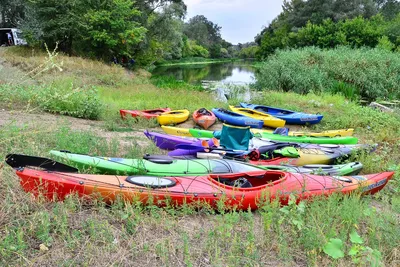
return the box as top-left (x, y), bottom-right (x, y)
top-left (209, 170), bottom-right (287, 190)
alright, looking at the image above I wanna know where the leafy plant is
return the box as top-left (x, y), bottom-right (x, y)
top-left (323, 229), bottom-right (383, 265)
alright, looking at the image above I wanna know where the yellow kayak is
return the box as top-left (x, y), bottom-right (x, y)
top-left (157, 110), bottom-right (190, 125)
top-left (162, 125), bottom-right (354, 138)
top-left (161, 125), bottom-right (192, 137)
top-left (229, 105), bottom-right (286, 128)
top-left (252, 128), bottom-right (354, 137)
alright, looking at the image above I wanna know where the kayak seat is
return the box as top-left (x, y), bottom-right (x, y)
top-left (143, 154), bottom-right (174, 164)
top-left (126, 176), bottom-right (176, 188)
top-left (218, 177), bottom-right (253, 188)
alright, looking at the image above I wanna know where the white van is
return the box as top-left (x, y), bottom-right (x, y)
top-left (0, 28), bottom-right (27, 46)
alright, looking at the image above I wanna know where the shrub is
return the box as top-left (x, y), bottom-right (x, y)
top-left (38, 84), bottom-right (102, 120)
top-left (0, 83), bottom-right (103, 120)
top-left (254, 46), bottom-right (400, 101)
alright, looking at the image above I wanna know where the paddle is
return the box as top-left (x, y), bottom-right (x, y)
top-left (5, 154), bottom-right (78, 173)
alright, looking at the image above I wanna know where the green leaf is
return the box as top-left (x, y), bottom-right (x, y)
top-left (350, 230), bottom-right (363, 244)
top-left (323, 238), bottom-right (345, 259)
top-left (348, 245), bottom-right (359, 256)
top-left (279, 206), bottom-right (290, 214)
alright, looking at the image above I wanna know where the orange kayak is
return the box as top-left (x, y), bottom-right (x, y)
top-left (14, 168), bottom-right (393, 210)
top-left (193, 108), bottom-right (216, 129)
top-left (120, 108), bottom-right (170, 120)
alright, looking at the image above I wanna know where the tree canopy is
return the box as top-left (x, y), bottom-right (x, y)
top-left (1, 0), bottom-right (236, 64)
top-left (256, 0), bottom-right (400, 59)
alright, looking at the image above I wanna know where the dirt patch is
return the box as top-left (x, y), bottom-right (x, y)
top-left (0, 109), bottom-right (151, 149)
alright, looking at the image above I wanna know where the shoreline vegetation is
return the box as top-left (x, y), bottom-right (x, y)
top-left (155, 57), bottom-right (241, 67)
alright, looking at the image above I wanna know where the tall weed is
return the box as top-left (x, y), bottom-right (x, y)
top-left (255, 46), bottom-right (400, 100)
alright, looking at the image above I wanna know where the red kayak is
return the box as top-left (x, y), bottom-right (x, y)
top-left (14, 168), bottom-right (393, 210)
top-left (193, 108), bottom-right (216, 129)
top-left (120, 108), bottom-right (171, 120)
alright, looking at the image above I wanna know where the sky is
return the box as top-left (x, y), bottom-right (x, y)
top-left (184, 0), bottom-right (284, 44)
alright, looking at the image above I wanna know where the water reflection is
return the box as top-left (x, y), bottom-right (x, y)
top-left (152, 61), bottom-right (256, 84)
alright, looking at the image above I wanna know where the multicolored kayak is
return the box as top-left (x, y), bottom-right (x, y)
top-left (6, 154), bottom-right (364, 176)
top-left (12, 167), bottom-right (393, 210)
top-left (120, 108), bottom-right (170, 120)
top-left (162, 126), bottom-right (354, 138)
top-left (240, 103), bottom-right (323, 125)
top-left (212, 108), bottom-right (264, 129)
top-left (188, 128), bottom-right (358, 145)
top-left (157, 110), bottom-right (190, 125)
top-left (193, 108), bottom-right (216, 129)
top-left (229, 105), bottom-right (286, 128)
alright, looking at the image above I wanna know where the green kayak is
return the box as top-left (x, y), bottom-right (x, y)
top-left (49, 151), bottom-right (362, 176)
top-left (188, 128), bottom-right (358, 145)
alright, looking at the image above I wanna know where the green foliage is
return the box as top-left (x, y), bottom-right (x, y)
top-left (38, 83), bottom-right (103, 120)
top-left (377, 35), bottom-right (396, 51)
top-left (183, 39), bottom-right (209, 58)
top-left (82, 0), bottom-right (147, 60)
top-left (239, 46), bottom-right (259, 59)
top-left (0, 82), bottom-right (103, 120)
top-left (256, 1), bottom-right (400, 58)
top-left (0, 0), bottom-right (25, 27)
top-left (323, 238), bottom-right (345, 259)
top-left (255, 46), bottom-right (400, 100)
top-left (184, 15), bottom-right (222, 49)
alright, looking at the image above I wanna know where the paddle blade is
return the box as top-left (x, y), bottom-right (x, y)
top-left (5, 154), bottom-right (78, 173)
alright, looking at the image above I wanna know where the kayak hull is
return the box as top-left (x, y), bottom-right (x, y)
top-left (157, 110), bottom-right (190, 125)
top-left (212, 108), bottom-right (264, 129)
top-left (193, 109), bottom-right (216, 129)
top-left (120, 108), bottom-right (170, 120)
top-left (240, 103), bottom-right (323, 125)
top-left (15, 168), bottom-right (393, 210)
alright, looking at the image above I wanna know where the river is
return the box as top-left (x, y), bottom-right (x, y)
top-left (152, 61), bottom-right (256, 84)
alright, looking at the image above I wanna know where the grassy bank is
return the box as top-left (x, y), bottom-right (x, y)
top-left (254, 46), bottom-right (400, 101)
top-left (0, 46), bottom-right (399, 266)
top-left (156, 57), bottom-right (239, 66)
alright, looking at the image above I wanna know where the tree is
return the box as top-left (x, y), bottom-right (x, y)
top-left (0, 0), bottom-right (25, 27)
top-left (379, 0), bottom-right (400, 20)
top-left (133, 1), bottom-right (186, 64)
top-left (184, 15), bottom-right (222, 49)
top-left (82, 0), bottom-right (147, 60)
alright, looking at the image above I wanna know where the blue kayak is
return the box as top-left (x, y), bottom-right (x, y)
top-left (240, 103), bottom-right (323, 125)
top-left (212, 108), bottom-right (264, 129)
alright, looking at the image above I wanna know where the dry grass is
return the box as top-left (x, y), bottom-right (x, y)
top-left (1, 46), bottom-right (147, 86)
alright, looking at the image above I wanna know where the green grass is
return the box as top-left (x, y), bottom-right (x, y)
top-left (0, 46), bottom-right (399, 266)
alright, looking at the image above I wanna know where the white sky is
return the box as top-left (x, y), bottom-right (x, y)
top-left (184, 0), bottom-right (284, 44)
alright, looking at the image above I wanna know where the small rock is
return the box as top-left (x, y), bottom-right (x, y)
top-left (39, 244), bottom-right (49, 251)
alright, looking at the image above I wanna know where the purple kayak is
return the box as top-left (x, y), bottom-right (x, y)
top-left (144, 130), bottom-right (195, 151)
top-left (144, 131), bottom-right (215, 156)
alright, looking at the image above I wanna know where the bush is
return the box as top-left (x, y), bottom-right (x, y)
top-left (254, 46), bottom-right (400, 101)
top-left (0, 83), bottom-right (103, 120)
top-left (38, 84), bottom-right (102, 120)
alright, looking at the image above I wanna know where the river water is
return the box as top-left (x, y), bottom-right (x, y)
top-left (152, 61), bottom-right (256, 84)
